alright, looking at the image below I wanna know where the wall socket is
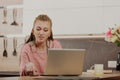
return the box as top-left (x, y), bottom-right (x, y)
top-left (108, 61), bottom-right (117, 68)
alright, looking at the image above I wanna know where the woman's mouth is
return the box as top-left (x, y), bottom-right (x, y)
top-left (39, 36), bottom-right (44, 39)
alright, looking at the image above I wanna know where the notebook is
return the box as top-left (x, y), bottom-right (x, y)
top-left (43, 49), bottom-right (86, 76)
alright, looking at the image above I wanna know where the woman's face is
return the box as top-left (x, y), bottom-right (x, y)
top-left (33, 20), bottom-right (51, 43)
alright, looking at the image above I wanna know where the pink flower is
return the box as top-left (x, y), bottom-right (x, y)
top-left (105, 26), bottom-right (120, 46)
top-left (105, 28), bottom-right (112, 37)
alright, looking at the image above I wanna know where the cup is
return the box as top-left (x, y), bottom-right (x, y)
top-left (25, 62), bottom-right (34, 76)
top-left (94, 64), bottom-right (104, 75)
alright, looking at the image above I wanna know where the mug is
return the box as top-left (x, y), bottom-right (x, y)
top-left (94, 64), bottom-right (104, 75)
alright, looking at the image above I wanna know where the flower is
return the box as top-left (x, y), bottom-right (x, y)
top-left (105, 26), bottom-right (120, 46)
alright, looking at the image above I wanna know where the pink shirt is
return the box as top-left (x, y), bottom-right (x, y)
top-left (20, 40), bottom-right (62, 76)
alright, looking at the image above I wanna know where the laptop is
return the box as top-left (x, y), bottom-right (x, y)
top-left (43, 49), bottom-right (86, 76)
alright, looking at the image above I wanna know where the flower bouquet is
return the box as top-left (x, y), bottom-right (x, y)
top-left (105, 26), bottom-right (120, 46)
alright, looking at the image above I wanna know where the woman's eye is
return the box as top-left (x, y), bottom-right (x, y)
top-left (44, 29), bottom-right (48, 32)
top-left (36, 28), bottom-right (41, 31)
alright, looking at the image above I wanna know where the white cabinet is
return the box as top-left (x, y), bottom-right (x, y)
top-left (0, 37), bottom-right (25, 72)
top-left (0, 0), bottom-right (23, 35)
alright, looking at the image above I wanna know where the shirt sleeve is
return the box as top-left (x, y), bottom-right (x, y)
top-left (20, 44), bottom-right (30, 76)
top-left (50, 39), bottom-right (62, 48)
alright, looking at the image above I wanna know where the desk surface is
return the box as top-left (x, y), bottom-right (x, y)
top-left (0, 72), bottom-right (120, 80)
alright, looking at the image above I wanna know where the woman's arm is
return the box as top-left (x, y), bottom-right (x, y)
top-left (20, 44), bottom-right (30, 76)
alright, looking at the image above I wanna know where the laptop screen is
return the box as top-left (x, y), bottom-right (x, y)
top-left (44, 49), bottom-right (86, 76)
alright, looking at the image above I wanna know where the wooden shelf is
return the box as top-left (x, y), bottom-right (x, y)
top-left (53, 34), bottom-right (105, 39)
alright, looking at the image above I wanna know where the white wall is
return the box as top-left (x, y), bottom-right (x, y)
top-left (23, 0), bottom-right (120, 35)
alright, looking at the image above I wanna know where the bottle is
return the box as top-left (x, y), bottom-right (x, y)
top-left (116, 52), bottom-right (120, 71)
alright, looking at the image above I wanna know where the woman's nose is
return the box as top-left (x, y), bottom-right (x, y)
top-left (39, 30), bottom-right (44, 34)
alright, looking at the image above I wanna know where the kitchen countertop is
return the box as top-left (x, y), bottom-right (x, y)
top-left (0, 72), bottom-right (120, 80)
top-left (0, 71), bottom-right (19, 77)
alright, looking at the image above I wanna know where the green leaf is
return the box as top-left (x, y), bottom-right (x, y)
top-left (115, 40), bottom-right (120, 47)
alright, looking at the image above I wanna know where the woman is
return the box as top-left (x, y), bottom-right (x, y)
top-left (20, 14), bottom-right (62, 76)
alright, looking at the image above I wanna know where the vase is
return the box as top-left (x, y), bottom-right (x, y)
top-left (116, 52), bottom-right (120, 71)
